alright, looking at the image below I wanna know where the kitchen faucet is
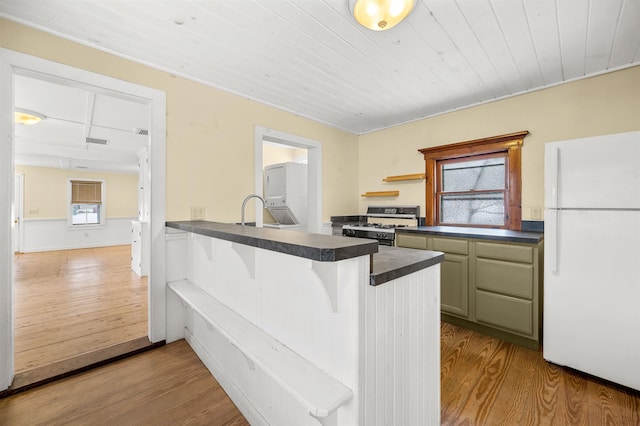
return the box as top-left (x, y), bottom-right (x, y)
top-left (241, 194), bottom-right (266, 226)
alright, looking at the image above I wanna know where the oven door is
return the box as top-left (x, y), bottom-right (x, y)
top-left (342, 228), bottom-right (395, 246)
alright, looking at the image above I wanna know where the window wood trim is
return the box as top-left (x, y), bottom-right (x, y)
top-left (419, 131), bottom-right (528, 230)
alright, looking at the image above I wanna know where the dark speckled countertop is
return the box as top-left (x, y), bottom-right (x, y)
top-left (166, 220), bottom-right (378, 262)
top-left (371, 246), bottom-right (444, 286)
top-left (166, 221), bottom-right (444, 286)
top-left (397, 226), bottom-right (544, 244)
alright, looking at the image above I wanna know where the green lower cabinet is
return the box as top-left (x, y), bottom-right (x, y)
top-left (397, 232), bottom-right (543, 350)
top-left (441, 254), bottom-right (469, 317)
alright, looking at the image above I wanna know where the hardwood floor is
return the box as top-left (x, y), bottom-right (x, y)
top-left (0, 340), bottom-right (249, 426)
top-left (440, 322), bottom-right (640, 425)
top-left (2, 321), bottom-right (638, 425)
top-left (13, 246), bottom-right (148, 376)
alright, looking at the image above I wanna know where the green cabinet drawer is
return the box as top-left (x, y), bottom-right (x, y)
top-left (396, 233), bottom-right (427, 249)
top-left (432, 237), bottom-right (468, 255)
top-left (476, 241), bottom-right (532, 263)
top-left (475, 290), bottom-right (533, 335)
top-left (475, 258), bottom-right (533, 299)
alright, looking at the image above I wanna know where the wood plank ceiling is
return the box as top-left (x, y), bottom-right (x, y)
top-left (2, 0), bottom-right (640, 135)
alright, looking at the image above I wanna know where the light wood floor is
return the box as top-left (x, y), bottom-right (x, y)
top-left (440, 322), bottom-right (640, 425)
top-left (13, 246), bottom-right (148, 378)
top-left (1, 322), bottom-right (638, 425)
top-left (0, 340), bottom-right (249, 426)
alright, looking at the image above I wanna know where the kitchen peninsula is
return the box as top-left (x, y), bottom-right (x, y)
top-left (164, 221), bottom-right (443, 425)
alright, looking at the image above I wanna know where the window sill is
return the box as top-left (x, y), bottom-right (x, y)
top-left (67, 224), bottom-right (106, 231)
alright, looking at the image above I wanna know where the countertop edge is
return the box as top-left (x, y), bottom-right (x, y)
top-left (166, 220), bottom-right (378, 262)
top-left (370, 246), bottom-right (445, 286)
top-left (396, 226), bottom-right (544, 244)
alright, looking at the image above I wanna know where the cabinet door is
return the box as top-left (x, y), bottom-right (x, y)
top-left (441, 253), bottom-right (469, 318)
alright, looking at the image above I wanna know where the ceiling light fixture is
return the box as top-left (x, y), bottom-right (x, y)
top-left (14, 108), bottom-right (46, 125)
top-left (350, 0), bottom-right (415, 31)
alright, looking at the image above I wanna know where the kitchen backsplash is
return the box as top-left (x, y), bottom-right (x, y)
top-left (521, 220), bottom-right (544, 232)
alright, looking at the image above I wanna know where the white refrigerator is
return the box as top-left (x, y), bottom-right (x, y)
top-left (544, 131), bottom-right (640, 391)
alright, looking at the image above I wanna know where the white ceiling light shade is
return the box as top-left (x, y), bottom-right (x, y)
top-left (14, 108), bottom-right (46, 125)
top-left (350, 0), bottom-right (415, 31)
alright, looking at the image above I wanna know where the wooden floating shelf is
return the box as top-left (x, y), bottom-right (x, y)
top-left (361, 191), bottom-right (400, 197)
top-left (382, 173), bottom-right (426, 182)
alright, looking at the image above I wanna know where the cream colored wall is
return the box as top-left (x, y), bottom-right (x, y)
top-left (0, 19), bottom-right (359, 222)
top-left (263, 144), bottom-right (307, 167)
top-left (14, 165), bottom-right (138, 219)
top-left (358, 66), bottom-right (640, 220)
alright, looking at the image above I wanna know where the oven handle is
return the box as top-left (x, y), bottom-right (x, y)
top-left (366, 214), bottom-right (417, 219)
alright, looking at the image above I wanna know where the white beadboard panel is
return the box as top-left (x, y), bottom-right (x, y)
top-left (165, 228), bottom-right (188, 283)
top-left (492, 0), bottom-right (545, 90)
top-left (20, 217), bottom-right (134, 252)
top-left (362, 265), bottom-right (441, 426)
top-left (3, 0), bottom-right (640, 134)
top-left (524, 0), bottom-right (563, 85)
top-left (186, 305), bottom-right (337, 426)
top-left (184, 232), bottom-right (363, 424)
top-left (585, 0), bottom-right (624, 74)
top-left (456, 0), bottom-right (524, 95)
top-left (557, 0), bottom-right (589, 80)
top-left (425, 1), bottom-right (503, 99)
top-left (168, 229), bottom-right (443, 424)
top-left (613, 0), bottom-right (640, 64)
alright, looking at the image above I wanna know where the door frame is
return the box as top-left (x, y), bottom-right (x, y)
top-left (0, 48), bottom-right (167, 390)
top-left (12, 174), bottom-right (23, 253)
top-left (253, 126), bottom-right (322, 233)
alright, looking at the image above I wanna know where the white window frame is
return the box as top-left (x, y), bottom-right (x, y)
top-left (67, 178), bottom-right (106, 229)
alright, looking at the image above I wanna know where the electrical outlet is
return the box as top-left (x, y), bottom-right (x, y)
top-left (191, 206), bottom-right (206, 220)
top-left (531, 206), bottom-right (541, 220)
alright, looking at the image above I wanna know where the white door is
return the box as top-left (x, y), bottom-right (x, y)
top-left (12, 174), bottom-right (23, 253)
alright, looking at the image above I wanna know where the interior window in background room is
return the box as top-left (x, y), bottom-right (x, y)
top-left (69, 179), bottom-right (104, 226)
top-left (438, 153), bottom-right (507, 226)
top-left (419, 131), bottom-right (528, 230)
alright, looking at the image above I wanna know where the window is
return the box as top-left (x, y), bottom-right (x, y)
top-left (419, 131), bottom-right (528, 230)
top-left (69, 179), bottom-right (104, 226)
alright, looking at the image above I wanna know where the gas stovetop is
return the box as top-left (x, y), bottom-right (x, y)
top-left (341, 206), bottom-right (420, 245)
top-left (342, 223), bottom-right (409, 233)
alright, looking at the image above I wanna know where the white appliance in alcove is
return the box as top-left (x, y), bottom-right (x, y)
top-left (264, 162), bottom-right (308, 226)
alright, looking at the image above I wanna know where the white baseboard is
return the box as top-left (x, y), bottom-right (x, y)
top-left (20, 217), bottom-right (135, 253)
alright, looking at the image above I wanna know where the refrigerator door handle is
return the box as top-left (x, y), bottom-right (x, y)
top-left (547, 209), bottom-right (558, 273)
top-left (548, 146), bottom-right (559, 208)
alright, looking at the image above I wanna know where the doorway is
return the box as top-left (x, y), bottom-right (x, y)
top-left (253, 126), bottom-right (322, 233)
top-left (0, 48), bottom-right (167, 391)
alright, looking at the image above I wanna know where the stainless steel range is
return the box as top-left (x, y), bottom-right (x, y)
top-left (342, 206), bottom-right (420, 246)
